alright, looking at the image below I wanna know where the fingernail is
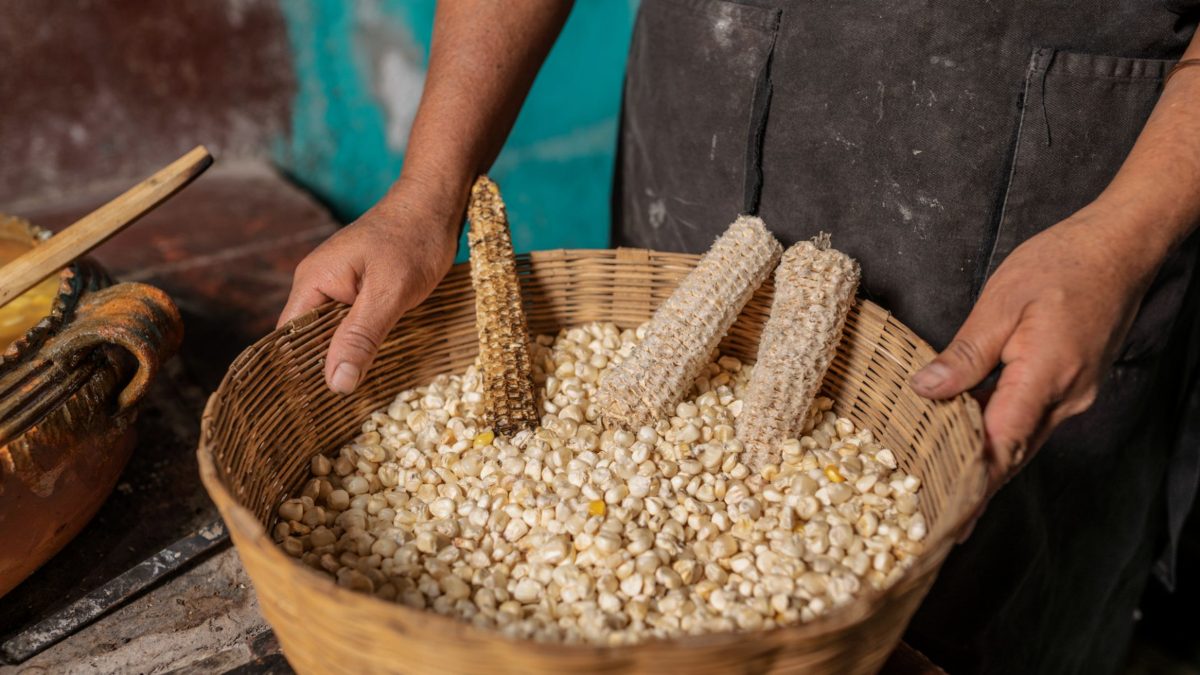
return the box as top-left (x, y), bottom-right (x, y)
top-left (911, 363), bottom-right (950, 392)
top-left (1010, 441), bottom-right (1027, 467)
top-left (330, 362), bottom-right (360, 394)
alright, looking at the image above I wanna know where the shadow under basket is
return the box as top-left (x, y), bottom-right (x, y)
top-left (199, 248), bottom-right (986, 675)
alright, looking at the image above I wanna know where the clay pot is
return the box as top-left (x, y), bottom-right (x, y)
top-left (0, 215), bottom-right (183, 598)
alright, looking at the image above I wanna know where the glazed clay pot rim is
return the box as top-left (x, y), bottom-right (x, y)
top-left (0, 214), bottom-right (98, 369)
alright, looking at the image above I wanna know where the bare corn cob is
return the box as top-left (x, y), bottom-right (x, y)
top-left (595, 216), bottom-right (782, 428)
top-left (467, 176), bottom-right (539, 436)
top-left (738, 233), bottom-right (860, 469)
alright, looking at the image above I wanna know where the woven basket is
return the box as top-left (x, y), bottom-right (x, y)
top-left (199, 248), bottom-right (986, 675)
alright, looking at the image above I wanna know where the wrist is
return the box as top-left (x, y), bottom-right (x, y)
top-left (1090, 170), bottom-right (1200, 259)
top-left (1066, 198), bottom-right (1172, 285)
top-left (1089, 192), bottom-right (1180, 258)
top-left (377, 170), bottom-right (471, 240)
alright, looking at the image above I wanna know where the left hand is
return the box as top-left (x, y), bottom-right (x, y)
top-left (909, 203), bottom-right (1159, 489)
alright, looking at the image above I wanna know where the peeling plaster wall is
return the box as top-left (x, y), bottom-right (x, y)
top-left (1, 1), bottom-right (635, 254)
top-left (0, 0), bottom-right (294, 210)
top-left (273, 1), bottom-right (638, 254)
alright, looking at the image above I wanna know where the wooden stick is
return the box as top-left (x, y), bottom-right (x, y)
top-left (0, 145), bottom-right (213, 306)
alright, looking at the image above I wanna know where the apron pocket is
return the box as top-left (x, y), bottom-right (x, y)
top-left (983, 48), bottom-right (1192, 362)
top-left (615, 0), bottom-right (780, 251)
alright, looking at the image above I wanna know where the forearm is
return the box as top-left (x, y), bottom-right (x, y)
top-left (384, 0), bottom-right (572, 226)
top-left (1085, 33), bottom-right (1200, 270)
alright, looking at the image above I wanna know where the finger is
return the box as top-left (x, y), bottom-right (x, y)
top-left (324, 280), bottom-right (403, 394)
top-left (278, 281), bottom-right (333, 330)
top-left (981, 355), bottom-right (1057, 487)
top-left (910, 294), bottom-right (1018, 399)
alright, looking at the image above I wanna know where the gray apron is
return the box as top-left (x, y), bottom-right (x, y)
top-left (612, 1), bottom-right (1200, 672)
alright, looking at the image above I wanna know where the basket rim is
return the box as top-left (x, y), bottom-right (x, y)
top-left (198, 247), bottom-right (988, 653)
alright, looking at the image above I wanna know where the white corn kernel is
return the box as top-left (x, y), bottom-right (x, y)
top-left (276, 319), bottom-right (924, 645)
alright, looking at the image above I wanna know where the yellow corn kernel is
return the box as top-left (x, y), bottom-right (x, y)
top-left (738, 234), bottom-right (860, 470)
top-left (467, 176), bottom-right (539, 436)
top-left (595, 216), bottom-right (782, 429)
top-left (588, 500), bottom-right (607, 517)
top-left (824, 465), bottom-right (846, 483)
top-left (473, 430), bottom-right (495, 448)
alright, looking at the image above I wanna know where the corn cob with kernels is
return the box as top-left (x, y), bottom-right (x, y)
top-left (595, 215), bottom-right (782, 428)
top-left (467, 176), bottom-right (539, 436)
top-left (738, 233), bottom-right (860, 469)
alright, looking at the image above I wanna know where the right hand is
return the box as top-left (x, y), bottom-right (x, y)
top-left (278, 195), bottom-right (459, 394)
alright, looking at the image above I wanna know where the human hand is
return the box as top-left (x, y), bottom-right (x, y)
top-left (909, 204), bottom-right (1162, 489)
top-left (278, 191), bottom-right (459, 394)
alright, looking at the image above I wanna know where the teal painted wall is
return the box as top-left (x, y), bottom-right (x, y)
top-left (273, 1), bottom-right (637, 257)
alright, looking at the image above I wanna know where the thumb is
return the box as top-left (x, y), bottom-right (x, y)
top-left (911, 295), bottom-right (1016, 399)
top-left (325, 281), bottom-right (403, 394)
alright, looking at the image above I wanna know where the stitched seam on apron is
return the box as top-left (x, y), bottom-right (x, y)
top-left (742, 14), bottom-right (781, 215)
top-left (1050, 50), bottom-right (1176, 78)
top-left (608, 4), bottom-right (644, 239)
top-left (975, 48), bottom-right (1052, 298)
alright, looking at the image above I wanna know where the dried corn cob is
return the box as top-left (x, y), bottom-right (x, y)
top-left (738, 233), bottom-right (860, 469)
top-left (467, 175), bottom-right (538, 436)
top-left (595, 216), bottom-right (782, 428)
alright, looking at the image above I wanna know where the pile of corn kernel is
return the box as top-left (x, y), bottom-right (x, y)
top-left (274, 322), bottom-right (927, 645)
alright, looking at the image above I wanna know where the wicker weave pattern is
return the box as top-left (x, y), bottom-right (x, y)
top-left (199, 248), bottom-right (986, 675)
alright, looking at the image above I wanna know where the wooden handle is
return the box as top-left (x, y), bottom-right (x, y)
top-left (0, 145), bottom-right (213, 306)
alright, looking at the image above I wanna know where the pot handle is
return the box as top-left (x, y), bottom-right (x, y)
top-left (42, 283), bottom-right (184, 411)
